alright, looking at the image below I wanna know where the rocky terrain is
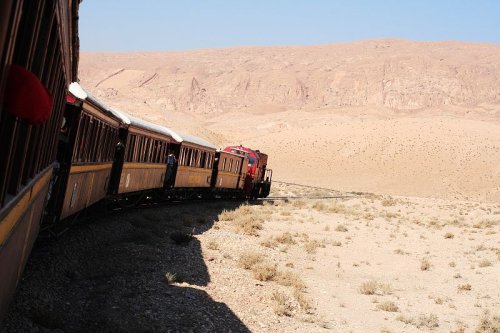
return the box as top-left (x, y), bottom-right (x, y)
top-left (78, 40), bottom-right (500, 202)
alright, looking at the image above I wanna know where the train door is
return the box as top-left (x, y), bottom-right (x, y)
top-left (165, 142), bottom-right (180, 187)
top-left (108, 127), bottom-right (127, 194)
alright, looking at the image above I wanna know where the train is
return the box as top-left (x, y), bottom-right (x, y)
top-left (0, 1), bottom-right (271, 320)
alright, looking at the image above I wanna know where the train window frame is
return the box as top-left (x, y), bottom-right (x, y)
top-left (222, 157), bottom-right (226, 171)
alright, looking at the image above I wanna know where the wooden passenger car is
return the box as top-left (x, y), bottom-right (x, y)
top-left (117, 116), bottom-right (181, 194)
top-left (174, 133), bottom-right (216, 189)
top-left (212, 150), bottom-right (248, 192)
top-left (55, 83), bottom-right (126, 219)
top-left (0, 0), bottom-right (79, 318)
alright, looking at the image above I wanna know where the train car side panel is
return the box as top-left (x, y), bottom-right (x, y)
top-left (60, 163), bottom-right (112, 219)
top-left (118, 163), bottom-right (166, 194)
top-left (174, 166), bottom-right (212, 188)
top-left (0, 166), bottom-right (51, 317)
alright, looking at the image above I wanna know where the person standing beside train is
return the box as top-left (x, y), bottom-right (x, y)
top-left (166, 151), bottom-right (177, 187)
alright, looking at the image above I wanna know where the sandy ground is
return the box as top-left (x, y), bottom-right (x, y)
top-left (77, 40), bottom-right (500, 203)
top-left (2, 183), bottom-right (499, 332)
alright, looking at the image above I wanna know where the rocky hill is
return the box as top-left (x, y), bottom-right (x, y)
top-left (79, 39), bottom-right (500, 116)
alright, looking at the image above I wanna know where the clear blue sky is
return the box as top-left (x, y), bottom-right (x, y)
top-left (80, 0), bottom-right (500, 51)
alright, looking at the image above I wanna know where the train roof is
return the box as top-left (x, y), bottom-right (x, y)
top-left (68, 82), bottom-right (130, 124)
top-left (177, 132), bottom-right (216, 150)
top-left (127, 115), bottom-right (182, 143)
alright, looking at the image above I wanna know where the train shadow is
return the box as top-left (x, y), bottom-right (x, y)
top-left (1, 200), bottom-right (250, 332)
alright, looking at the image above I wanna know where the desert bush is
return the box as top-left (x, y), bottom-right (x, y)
top-left (420, 258), bottom-right (432, 271)
top-left (376, 301), bottom-right (399, 312)
top-left (207, 240), bottom-right (219, 250)
top-left (252, 263), bottom-right (278, 281)
top-left (458, 283), bottom-right (472, 291)
top-left (381, 198), bottom-right (398, 207)
top-left (304, 239), bottom-right (325, 254)
top-left (293, 289), bottom-right (313, 313)
top-left (473, 219), bottom-right (499, 229)
top-left (292, 200), bottom-right (307, 209)
top-left (396, 314), bottom-right (439, 329)
top-left (271, 291), bottom-right (294, 317)
top-left (479, 259), bottom-right (492, 268)
top-left (238, 252), bottom-right (264, 269)
top-left (276, 271), bottom-right (305, 291)
top-left (475, 312), bottom-right (500, 333)
top-left (335, 224), bottom-right (348, 232)
top-left (359, 280), bottom-right (392, 295)
top-left (275, 232), bottom-right (296, 245)
top-left (164, 272), bottom-right (178, 284)
top-left (444, 232), bottom-right (455, 239)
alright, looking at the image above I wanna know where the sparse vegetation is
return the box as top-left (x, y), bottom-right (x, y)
top-left (359, 280), bottom-right (392, 296)
top-left (252, 263), bottom-right (278, 281)
top-left (238, 252), bottom-right (264, 270)
top-left (271, 291), bottom-right (294, 317)
top-left (444, 232), bottom-right (455, 239)
top-left (376, 301), bottom-right (399, 312)
top-left (475, 312), bottom-right (500, 333)
top-left (335, 224), bottom-right (348, 232)
top-left (396, 313), bottom-right (439, 329)
top-left (479, 259), bottom-right (492, 268)
top-left (458, 283), bottom-right (472, 291)
top-left (207, 240), bottom-right (219, 250)
top-left (304, 239), bottom-right (325, 254)
top-left (420, 257), bottom-right (432, 271)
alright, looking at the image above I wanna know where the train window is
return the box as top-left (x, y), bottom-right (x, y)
top-left (228, 159), bottom-right (233, 172)
top-left (222, 157), bottom-right (226, 171)
top-left (235, 160), bottom-right (239, 173)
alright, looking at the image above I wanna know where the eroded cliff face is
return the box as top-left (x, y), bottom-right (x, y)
top-left (79, 39), bottom-right (500, 115)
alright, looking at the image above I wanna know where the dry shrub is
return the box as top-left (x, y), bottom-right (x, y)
top-left (164, 272), bottom-right (178, 284)
top-left (261, 232), bottom-right (296, 249)
top-left (359, 280), bottom-right (378, 295)
top-left (293, 289), bottom-right (313, 313)
top-left (275, 232), bottom-right (296, 245)
top-left (376, 301), bottom-right (399, 312)
top-left (238, 252), bottom-right (264, 270)
top-left (381, 197), bottom-right (398, 207)
top-left (312, 202), bottom-right (328, 212)
top-left (304, 239), bottom-right (325, 254)
top-left (444, 232), bottom-right (455, 239)
top-left (218, 209), bottom-right (238, 221)
top-left (420, 258), bottom-right (432, 271)
top-left (458, 283), bottom-right (472, 291)
top-left (479, 259), bottom-right (492, 268)
top-left (473, 219), bottom-right (499, 229)
top-left (252, 263), bottom-right (277, 281)
top-left (359, 280), bottom-right (392, 295)
top-left (396, 313), bottom-right (439, 329)
top-left (475, 312), bottom-right (500, 333)
top-left (271, 291), bottom-right (294, 317)
top-left (292, 200), bottom-right (307, 209)
top-left (332, 240), bottom-right (342, 247)
top-left (335, 224), bottom-right (349, 232)
top-left (233, 215), bottom-right (264, 236)
top-left (207, 240), bottom-right (219, 250)
top-left (276, 271), bottom-right (305, 291)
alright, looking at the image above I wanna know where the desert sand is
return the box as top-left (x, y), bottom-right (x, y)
top-left (78, 39), bottom-right (500, 202)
